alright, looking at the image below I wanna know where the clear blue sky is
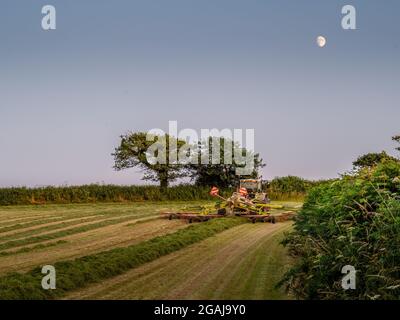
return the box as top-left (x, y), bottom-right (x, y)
top-left (0, 0), bottom-right (399, 186)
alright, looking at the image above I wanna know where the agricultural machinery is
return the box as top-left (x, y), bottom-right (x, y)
top-left (162, 179), bottom-right (296, 223)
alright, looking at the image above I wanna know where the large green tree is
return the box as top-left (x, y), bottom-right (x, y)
top-left (112, 132), bottom-right (188, 188)
top-left (188, 137), bottom-right (265, 188)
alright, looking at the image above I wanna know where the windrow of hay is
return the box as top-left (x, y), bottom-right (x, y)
top-left (0, 217), bottom-right (245, 299)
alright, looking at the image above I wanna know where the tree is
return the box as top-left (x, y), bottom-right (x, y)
top-left (112, 132), bottom-right (188, 188)
top-left (392, 135), bottom-right (400, 153)
top-left (188, 137), bottom-right (265, 188)
top-left (352, 151), bottom-right (398, 170)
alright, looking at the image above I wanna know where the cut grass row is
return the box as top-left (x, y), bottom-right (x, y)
top-left (0, 217), bottom-right (164, 258)
top-left (0, 241), bottom-right (68, 257)
top-left (0, 211), bottom-right (157, 243)
top-left (0, 216), bottom-right (106, 242)
top-left (0, 210), bottom-right (115, 234)
top-left (0, 201), bottom-right (210, 229)
top-left (0, 217), bottom-right (246, 299)
top-left (68, 222), bottom-right (293, 300)
top-left (0, 219), bottom-right (188, 275)
top-left (0, 214), bottom-right (148, 252)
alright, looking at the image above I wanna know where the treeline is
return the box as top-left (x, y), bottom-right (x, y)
top-left (267, 176), bottom-right (334, 201)
top-left (0, 176), bottom-right (330, 206)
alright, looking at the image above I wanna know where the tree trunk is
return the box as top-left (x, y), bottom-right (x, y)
top-left (160, 177), bottom-right (168, 189)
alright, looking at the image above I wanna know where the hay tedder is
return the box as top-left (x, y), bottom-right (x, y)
top-left (162, 179), bottom-right (297, 223)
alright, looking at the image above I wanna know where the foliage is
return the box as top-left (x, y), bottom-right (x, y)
top-left (0, 217), bottom-right (245, 299)
top-left (0, 177), bottom-right (326, 206)
top-left (280, 161), bottom-right (400, 300)
top-left (267, 176), bottom-right (332, 201)
top-left (352, 151), bottom-right (398, 170)
top-left (0, 184), bottom-right (234, 206)
top-left (113, 132), bottom-right (188, 188)
top-left (393, 135), bottom-right (400, 153)
top-left (188, 137), bottom-right (265, 188)
top-left (113, 133), bottom-right (266, 189)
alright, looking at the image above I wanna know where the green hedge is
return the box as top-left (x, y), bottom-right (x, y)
top-left (0, 177), bottom-right (331, 206)
top-left (267, 176), bottom-right (333, 201)
top-left (0, 217), bottom-right (246, 299)
top-left (0, 184), bottom-right (235, 206)
top-left (280, 161), bottom-right (400, 300)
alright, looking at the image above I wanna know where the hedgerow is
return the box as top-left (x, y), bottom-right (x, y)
top-left (279, 160), bottom-right (400, 300)
top-left (0, 178), bottom-right (328, 206)
top-left (0, 185), bottom-right (233, 206)
top-left (267, 176), bottom-right (333, 201)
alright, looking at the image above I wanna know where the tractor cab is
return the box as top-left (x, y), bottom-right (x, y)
top-left (239, 179), bottom-right (270, 204)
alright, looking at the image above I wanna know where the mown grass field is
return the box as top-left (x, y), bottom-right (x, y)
top-left (67, 222), bottom-right (293, 300)
top-left (0, 201), bottom-right (299, 299)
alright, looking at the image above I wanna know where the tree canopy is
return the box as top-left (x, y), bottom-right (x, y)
top-left (112, 132), bottom-right (188, 188)
top-left (113, 133), bottom-right (265, 189)
top-left (188, 137), bottom-right (265, 188)
top-left (352, 151), bottom-right (398, 170)
top-left (393, 135), bottom-right (400, 153)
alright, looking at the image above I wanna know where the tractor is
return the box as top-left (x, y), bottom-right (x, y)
top-left (238, 179), bottom-right (270, 204)
top-left (211, 179), bottom-right (279, 216)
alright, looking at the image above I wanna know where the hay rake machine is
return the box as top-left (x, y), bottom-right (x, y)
top-left (162, 180), bottom-right (296, 224)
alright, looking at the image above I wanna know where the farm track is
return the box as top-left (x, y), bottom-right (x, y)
top-left (66, 221), bottom-right (293, 300)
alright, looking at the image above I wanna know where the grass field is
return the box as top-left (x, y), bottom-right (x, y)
top-left (0, 201), bottom-right (299, 299)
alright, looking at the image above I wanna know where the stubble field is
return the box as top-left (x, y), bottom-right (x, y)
top-left (0, 201), bottom-right (298, 299)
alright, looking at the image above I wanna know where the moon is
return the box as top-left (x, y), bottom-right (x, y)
top-left (316, 36), bottom-right (327, 48)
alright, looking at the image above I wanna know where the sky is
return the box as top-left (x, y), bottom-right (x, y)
top-left (0, 0), bottom-right (399, 187)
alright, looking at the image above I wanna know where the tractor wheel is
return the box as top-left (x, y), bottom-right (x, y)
top-left (217, 208), bottom-right (227, 215)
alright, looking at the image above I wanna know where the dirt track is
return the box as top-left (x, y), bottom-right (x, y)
top-left (66, 221), bottom-right (293, 300)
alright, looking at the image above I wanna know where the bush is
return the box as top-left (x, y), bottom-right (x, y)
top-left (280, 161), bottom-right (400, 300)
top-left (267, 176), bottom-right (332, 201)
